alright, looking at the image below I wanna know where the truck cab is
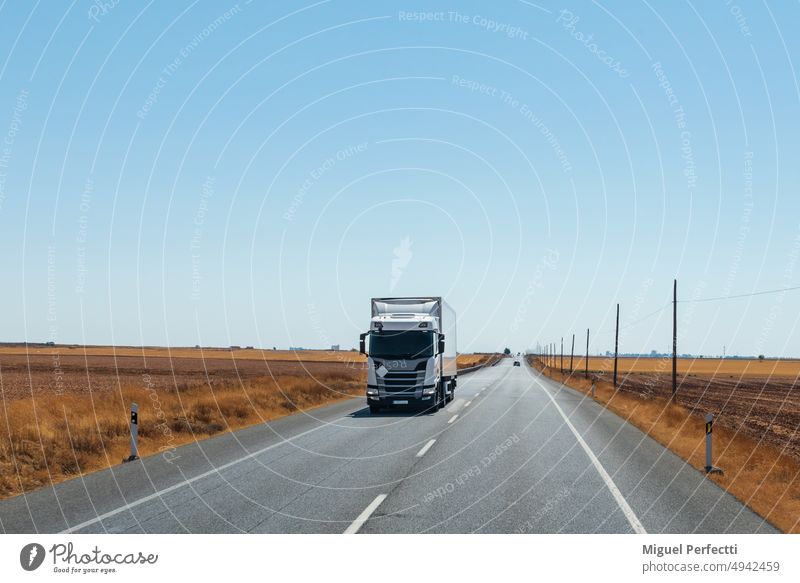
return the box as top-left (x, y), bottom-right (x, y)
top-left (360, 297), bottom-right (457, 414)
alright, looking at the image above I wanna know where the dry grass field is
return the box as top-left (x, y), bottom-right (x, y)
top-left (555, 356), bottom-right (800, 459)
top-left (0, 345), bottom-right (367, 499)
top-left (456, 353), bottom-right (499, 368)
top-left (0, 344), bottom-right (367, 362)
top-left (0, 344), bottom-right (495, 499)
top-left (568, 355), bottom-right (800, 377)
top-left (531, 356), bottom-right (800, 533)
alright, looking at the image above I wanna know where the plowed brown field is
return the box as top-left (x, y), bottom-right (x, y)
top-left (566, 356), bottom-right (800, 458)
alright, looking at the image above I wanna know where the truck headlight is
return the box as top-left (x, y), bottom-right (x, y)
top-left (367, 389), bottom-right (378, 396)
top-left (422, 387), bottom-right (435, 395)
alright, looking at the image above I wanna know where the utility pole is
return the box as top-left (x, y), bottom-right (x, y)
top-left (613, 303), bottom-right (620, 388)
top-left (560, 337), bottom-right (564, 374)
top-left (585, 328), bottom-right (590, 379)
top-left (672, 278), bottom-right (677, 398)
top-left (570, 333), bottom-right (575, 373)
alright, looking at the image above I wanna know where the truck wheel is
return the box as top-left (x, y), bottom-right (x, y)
top-left (369, 404), bottom-right (380, 414)
top-left (426, 389), bottom-right (440, 413)
top-left (437, 385), bottom-right (445, 409)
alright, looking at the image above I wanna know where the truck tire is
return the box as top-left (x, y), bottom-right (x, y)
top-left (437, 384), bottom-right (445, 409)
top-left (425, 387), bottom-right (441, 413)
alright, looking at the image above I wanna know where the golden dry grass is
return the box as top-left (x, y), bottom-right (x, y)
top-left (532, 359), bottom-right (800, 533)
top-left (2, 344), bottom-right (504, 368)
top-left (457, 353), bottom-right (497, 368)
top-left (2, 344), bottom-right (500, 368)
top-left (0, 366), bottom-right (363, 499)
top-left (0, 344), bottom-right (366, 363)
top-left (0, 347), bottom-right (494, 499)
top-left (567, 355), bottom-right (800, 377)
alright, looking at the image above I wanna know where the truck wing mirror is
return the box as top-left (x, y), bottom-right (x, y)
top-left (438, 334), bottom-right (445, 354)
top-left (359, 333), bottom-right (368, 355)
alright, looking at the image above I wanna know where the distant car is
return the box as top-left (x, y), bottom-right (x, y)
top-left (513, 360), bottom-right (520, 367)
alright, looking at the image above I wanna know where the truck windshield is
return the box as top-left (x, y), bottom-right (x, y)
top-left (370, 331), bottom-right (434, 359)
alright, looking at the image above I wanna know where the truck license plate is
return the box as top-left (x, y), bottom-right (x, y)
top-left (393, 400), bottom-right (408, 405)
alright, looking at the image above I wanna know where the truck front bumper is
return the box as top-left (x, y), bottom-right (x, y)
top-left (367, 395), bottom-right (435, 407)
top-left (366, 384), bottom-right (435, 407)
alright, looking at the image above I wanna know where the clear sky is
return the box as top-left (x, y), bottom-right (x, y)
top-left (1, 1), bottom-right (799, 357)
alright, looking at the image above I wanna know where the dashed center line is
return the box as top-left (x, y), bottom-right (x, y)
top-left (343, 494), bottom-right (387, 534)
top-left (416, 439), bottom-right (436, 457)
top-left (448, 414), bottom-right (459, 424)
top-left (464, 400), bottom-right (472, 407)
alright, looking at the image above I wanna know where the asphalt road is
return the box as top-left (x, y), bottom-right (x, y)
top-left (0, 360), bottom-right (777, 533)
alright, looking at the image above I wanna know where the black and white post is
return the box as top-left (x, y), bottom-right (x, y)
top-left (126, 403), bottom-right (139, 463)
top-left (704, 413), bottom-right (723, 475)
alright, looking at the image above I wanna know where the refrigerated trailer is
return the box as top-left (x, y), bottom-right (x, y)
top-left (359, 297), bottom-right (457, 414)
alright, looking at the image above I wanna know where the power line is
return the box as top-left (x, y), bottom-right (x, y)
top-left (620, 302), bottom-right (672, 330)
top-left (581, 283), bottom-right (800, 340)
top-left (680, 284), bottom-right (800, 303)
top-left (595, 302), bottom-right (671, 335)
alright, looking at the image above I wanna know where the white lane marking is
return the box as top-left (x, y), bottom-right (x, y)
top-left (344, 494), bottom-right (387, 534)
top-left (447, 414), bottom-right (459, 424)
top-left (60, 420), bottom-right (335, 534)
top-left (536, 379), bottom-right (647, 534)
top-left (416, 439), bottom-right (436, 457)
top-left (465, 401), bottom-right (472, 407)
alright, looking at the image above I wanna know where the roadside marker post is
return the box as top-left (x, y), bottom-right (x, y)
top-left (704, 413), bottom-right (723, 475)
top-left (591, 383), bottom-right (596, 398)
top-left (125, 403), bottom-right (139, 463)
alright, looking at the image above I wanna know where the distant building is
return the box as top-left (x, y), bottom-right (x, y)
top-left (289, 347), bottom-right (306, 351)
top-left (331, 344), bottom-right (340, 351)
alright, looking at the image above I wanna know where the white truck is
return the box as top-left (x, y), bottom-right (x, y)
top-left (359, 297), bottom-right (457, 414)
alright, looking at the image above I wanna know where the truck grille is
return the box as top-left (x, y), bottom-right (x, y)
top-left (379, 370), bottom-right (426, 393)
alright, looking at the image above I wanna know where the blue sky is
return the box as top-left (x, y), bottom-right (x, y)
top-left (0, 1), bottom-right (799, 356)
